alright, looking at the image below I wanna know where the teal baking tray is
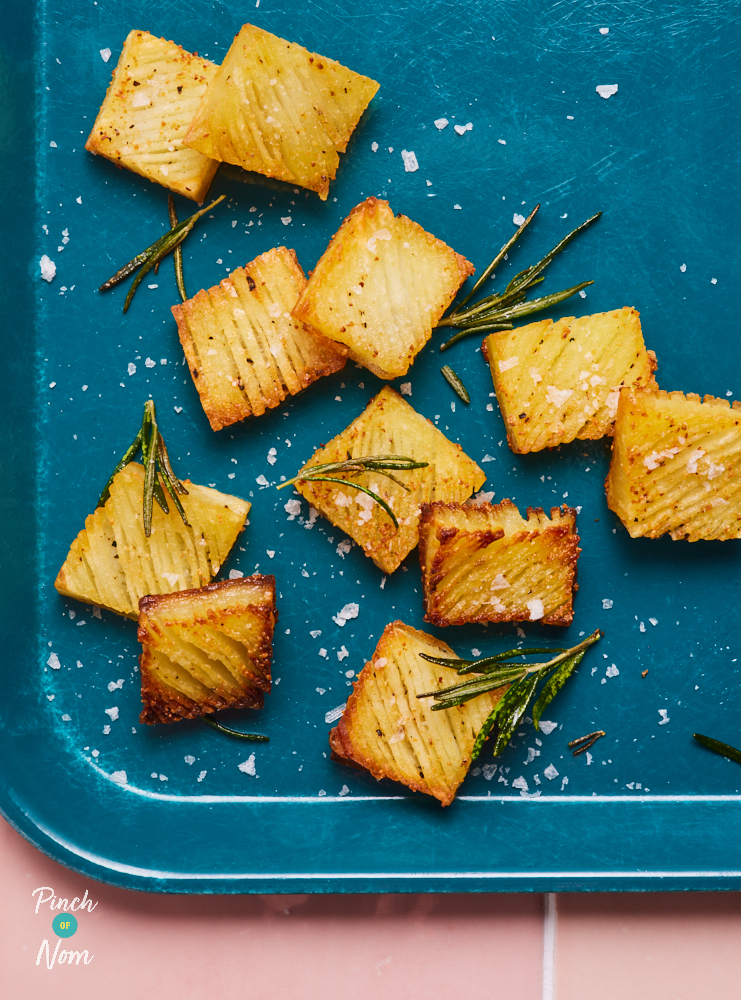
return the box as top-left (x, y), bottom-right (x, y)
top-left (2, 0), bottom-right (741, 893)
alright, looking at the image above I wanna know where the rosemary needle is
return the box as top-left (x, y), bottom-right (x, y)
top-left (202, 716), bottom-right (269, 741)
top-left (440, 365), bottom-right (470, 403)
top-left (168, 193), bottom-right (187, 302)
top-left (569, 730), bottom-right (606, 756)
top-left (692, 733), bottom-right (741, 766)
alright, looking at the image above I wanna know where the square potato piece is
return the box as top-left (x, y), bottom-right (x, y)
top-left (482, 307), bottom-right (657, 453)
top-left (138, 575), bottom-right (276, 725)
top-left (54, 463), bottom-right (250, 618)
top-left (172, 246), bottom-right (345, 431)
top-left (329, 621), bottom-right (504, 806)
top-left (606, 387), bottom-right (741, 541)
top-left (293, 386), bottom-right (485, 574)
top-left (184, 23), bottom-right (378, 199)
top-left (419, 500), bottom-right (580, 627)
top-left (293, 198), bottom-right (474, 379)
top-left (85, 30), bottom-right (219, 201)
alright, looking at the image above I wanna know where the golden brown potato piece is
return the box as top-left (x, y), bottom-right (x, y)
top-left (293, 386), bottom-right (485, 574)
top-left (293, 198), bottom-right (474, 379)
top-left (54, 463), bottom-right (250, 618)
top-left (606, 386), bottom-right (741, 540)
top-left (172, 246), bottom-right (345, 431)
top-left (184, 23), bottom-right (378, 199)
top-left (329, 621), bottom-right (504, 806)
top-left (138, 575), bottom-right (275, 725)
top-left (482, 307), bottom-right (657, 453)
top-left (418, 500), bottom-right (579, 627)
top-left (85, 30), bottom-right (219, 201)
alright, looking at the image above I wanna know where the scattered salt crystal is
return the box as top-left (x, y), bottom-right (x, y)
top-left (284, 498), bottom-right (302, 519)
top-left (49, 140), bottom-right (57, 148)
top-left (471, 490), bottom-right (495, 505)
top-left (337, 646), bottom-right (349, 661)
top-left (649, 617), bottom-right (658, 626)
top-left (145, 357), bottom-right (156, 368)
top-left (602, 598), bottom-right (613, 609)
top-left (336, 539), bottom-right (352, 558)
top-left (482, 454), bottom-right (495, 462)
top-left (318, 790), bottom-right (327, 797)
top-left (512, 213), bottom-right (525, 225)
top-left (281, 216), bottom-right (292, 225)
top-left (401, 149), bottom-right (419, 172)
top-left (527, 598), bottom-right (544, 621)
top-left (267, 446), bottom-right (277, 465)
top-left (319, 648), bottom-right (328, 658)
top-left (525, 747), bottom-right (540, 763)
top-left (599, 27), bottom-right (609, 34)
top-left (159, 774), bottom-right (168, 781)
top-left (712, 278), bottom-right (718, 284)
top-left (546, 385), bottom-right (573, 407)
top-left (658, 709), bottom-right (670, 725)
top-left (482, 764), bottom-right (497, 780)
top-left (434, 118), bottom-right (449, 130)
top-left (47, 694), bottom-right (55, 702)
top-left (161, 572), bottom-right (179, 587)
top-left (606, 664), bottom-right (619, 678)
top-left (147, 283), bottom-right (158, 289)
top-left (498, 138), bottom-right (506, 145)
top-left (453, 203), bottom-right (462, 210)
top-left (498, 356), bottom-right (519, 373)
top-left (266, 550), bottom-right (275, 559)
top-left (256, 474), bottom-right (269, 486)
top-left (333, 602), bottom-right (359, 626)
top-left (345, 669), bottom-right (355, 678)
top-left (174, 406), bottom-right (182, 413)
top-left (197, 770), bottom-right (207, 781)
top-left (229, 569), bottom-right (244, 579)
top-left (104, 707), bottom-right (119, 721)
top-left (316, 687), bottom-right (326, 695)
top-left (453, 122), bottom-right (473, 135)
top-left (512, 776), bottom-right (528, 792)
top-left (184, 755), bottom-right (196, 765)
top-left (100, 47), bottom-right (112, 61)
top-left (127, 362), bottom-right (136, 376)
top-left (238, 754), bottom-right (257, 776)
top-left (539, 721), bottom-right (558, 735)
top-left (110, 770), bottom-right (127, 785)
top-left (579, 290), bottom-right (587, 298)
top-left (339, 785), bottom-right (350, 796)
top-left (310, 630), bottom-right (322, 638)
top-left (91, 750), bottom-right (99, 758)
top-left (47, 652), bottom-right (60, 670)
top-left (399, 382), bottom-right (412, 396)
top-left (585, 752), bottom-right (593, 765)
top-left (544, 764), bottom-right (559, 780)
top-left (371, 141), bottom-right (378, 151)
top-left (39, 255), bottom-right (56, 281)
top-left (561, 776), bottom-right (569, 790)
top-left (596, 84), bottom-right (618, 99)
top-left (680, 263), bottom-right (687, 272)
top-left (103, 725), bottom-right (111, 734)
top-left (325, 703), bottom-right (346, 724)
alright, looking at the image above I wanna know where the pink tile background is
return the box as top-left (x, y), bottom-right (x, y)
top-left (5, 815), bottom-right (741, 999)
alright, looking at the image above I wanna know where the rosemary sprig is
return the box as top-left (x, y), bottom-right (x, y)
top-left (97, 400), bottom-right (189, 537)
top-left (436, 205), bottom-right (601, 351)
top-left (417, 630), bottom-right (602, 760)
top-left (168, 193), bottom-right (187, 302)
top-left (277, 455), bottom-right (428, 531)
top-left (203, 716), bottom-right (269, 742)
top-left (99, 194), bottom-right (225, 312)
top-left (692, 733), bottom-right (741, 766)
top-left (441, 366), bottom-right (470, 403)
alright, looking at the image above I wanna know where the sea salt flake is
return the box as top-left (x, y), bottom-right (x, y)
top-left (284, 498), bottom-right (302, 519)
top-left (197, 770), bottom-right (207, 781)
top-left (333, 602), bottom-right (359, 626)
top-left (602, 598), bottom-right (613, 609)
top-left (512, 213), bottom-right (525, 225)
top-left (482, 764), bottom-right (497, 780)
top-left (47, 652), bottom-right (61, 670)
top-left (596, 84), bottom-right (618, 99)
top-left (498, 356), bottom-right (519, 373)
top-left (371, 141), bottom-right (378, 151)
top-left (229, 569), bottom-right (244, 579)
top-left (546, 385), bottom-right (573, 407)
top-left (606, 664), bottom-right (619, 678)
top-left (47, 695), bottom-right (55, 702)
top-left (256, 474), bottom-right (269, 486)
top-left (401, 149), bottom-right (419, 172)
top-left (337, 646), bottom-right (349, 661)
top-left (238, 754), bottom-right (257, 776)
top-left (310, 630), bottom-right (322, 638)
top-left (325, 703), bottom-right (346, 724)
top-left (539, 721), bottom-right (558, 735)
top-left (434, 118), bottom-right (449, 130)
top-left (162, 572), bottom-right (180, 587)
top-left (281, 216), bottom-right (292, 225)
top-left (110, 770), bottom-right (127, 785)
top-left (527, 598), bottom-right (544, 621)
top-left (649, 617), bottom-right (658, 626)
top-left (184, 755), bottom-right (195, 765)
top-left (336, 539), bottom-right (352, 557)
top-left (366, 228), bottom-right (392, 254)
top-left (100, 47), bottom-right (112, 61)
top-left (104, 707), bottom-right (119, 721)
top-left (145, 357), bottom-right (156, 368)
top-left (658, 709), bottom-right (670, 725)
top-left (127, 362), bottom-right (136, 376)
top-left (544, 764), bottom-right (559, 780)
top-left (399, 382), bottom-right (412, 396)
top-left (40, 255), bottom-right (56, 281)
top-left (512, 776), bottom-right (528, 792)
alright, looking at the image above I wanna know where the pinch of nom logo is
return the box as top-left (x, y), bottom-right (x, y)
top-left (32, 886), bottom-right (96, 969)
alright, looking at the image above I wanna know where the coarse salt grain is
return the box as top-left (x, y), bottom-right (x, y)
top-left (47, 652), bottom-right (60, 669)
top-left (110, 770), bottom-right (127, 785)
top-left (238, 754), bottom-right (257, 776)
top-left (333, 603), bottom-right (359, 626)
top-left (596, 84), bottom-right (618, 99)
top-left (100, 48), bottom-right (112, 61)
top-left (512, 213), bottom-right (525, 225)
top-left (325, 703), bottom-right (346, 724)
top-left (40, 255), bottom-right (56, 282)
top-left (434, 118), bottom-right (449, 130)
top-left (401, 149), bottom-right (419, 172)
top-left (602, 598), bottom-right (613, 609)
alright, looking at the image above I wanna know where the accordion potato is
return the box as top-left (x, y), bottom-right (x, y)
top-left (184, 23), bottom-right (378, 199)
top-left (483, 307), bottom-right (657, 453)
top-left (85, 30), bottom-right (219, 202)
top-left (294, 387), bottom-right (485, 575)
top-left (54, 463), bottom-right (250, 618)
top-left (418, 500), bottom-right (579, 627)
top-left (293, 198), bottom-right (474, 379)
top-left (172, 246), bottom-right (345, 431)
top-left (138, 576), bottom-right (276, 725)
top-left (329, 621), bottom-right (504, 806)
top-left (606, 387), bottom-right (741, 541)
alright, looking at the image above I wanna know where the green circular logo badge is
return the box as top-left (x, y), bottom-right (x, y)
top-left (52, 913), bottom-right (78, 938)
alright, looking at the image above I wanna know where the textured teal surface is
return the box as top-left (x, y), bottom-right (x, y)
top-left (2, 0), bottom-right (741, 893)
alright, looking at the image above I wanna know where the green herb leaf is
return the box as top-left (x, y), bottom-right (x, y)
top-left (692, 732), bottom-right (741, 766)
top-left (168, 193), bottom-right (188, 303)
top-left (441, 366), bottom-right (470, 403)
top-left (532, 650), bottom-right (585, 731)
